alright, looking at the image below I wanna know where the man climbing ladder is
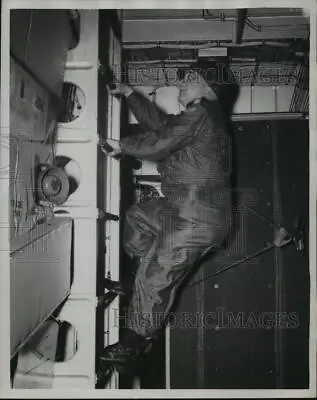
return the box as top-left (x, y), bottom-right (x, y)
top-left (98, 60), bottom-right (240, 378)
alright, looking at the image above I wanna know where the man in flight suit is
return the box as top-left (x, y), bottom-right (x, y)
top-left (100, 60), bottom-right (239, 376)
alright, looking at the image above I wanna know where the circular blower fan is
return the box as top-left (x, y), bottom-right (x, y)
top-left (37, 164), bottom-right (70, 205)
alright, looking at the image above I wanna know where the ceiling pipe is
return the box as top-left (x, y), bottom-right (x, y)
top-left (233, 9), bottom-right (248, 44)
top-left (128, 59), bottom-right (197, 65)
top-left (123, 41), bottom-right (292, 50)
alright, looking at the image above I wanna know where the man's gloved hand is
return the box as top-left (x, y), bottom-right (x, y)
top-left (101, 139), bottom-right (122, 158)
top-left (107, 83), bottom-right (133, 98)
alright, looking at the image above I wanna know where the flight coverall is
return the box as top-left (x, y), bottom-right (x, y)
top-left (119, 91), bottom-right (232, 338)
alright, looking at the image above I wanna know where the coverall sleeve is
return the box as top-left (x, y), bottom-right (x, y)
top-left (120, 106), bottom-right (205, 162)
top-left (126, 91), bottom-right (169, 131)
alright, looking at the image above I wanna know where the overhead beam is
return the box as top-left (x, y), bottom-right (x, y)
top-left (233, 9), bottom-right (248, 44)
top-left (122, 16), bottom-right (309, 43)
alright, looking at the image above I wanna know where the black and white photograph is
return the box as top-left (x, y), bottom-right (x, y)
top-left (0, 1), bottom-right (316, 397)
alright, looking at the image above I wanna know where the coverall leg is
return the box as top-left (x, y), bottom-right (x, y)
top-left (122, 195), bottom-right (230, 338)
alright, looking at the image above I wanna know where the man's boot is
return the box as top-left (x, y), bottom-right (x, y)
top-left (103, 277), bottom-right (132, 297)
top-left (98, 329), bottom-right (152, 377)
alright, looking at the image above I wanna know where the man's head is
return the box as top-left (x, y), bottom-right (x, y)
top-left (177, 59), bottom-right (239, 114)
top-left (177, 68), bottom-right (218, 106)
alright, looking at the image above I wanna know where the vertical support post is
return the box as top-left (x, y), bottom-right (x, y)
top-left (104, 24), bottom-right (121, 390)
top-left (271, 121), bottom-right (285, 388)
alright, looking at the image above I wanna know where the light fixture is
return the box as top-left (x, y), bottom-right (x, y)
top-left (198, 47), bottom-right (228, 58)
